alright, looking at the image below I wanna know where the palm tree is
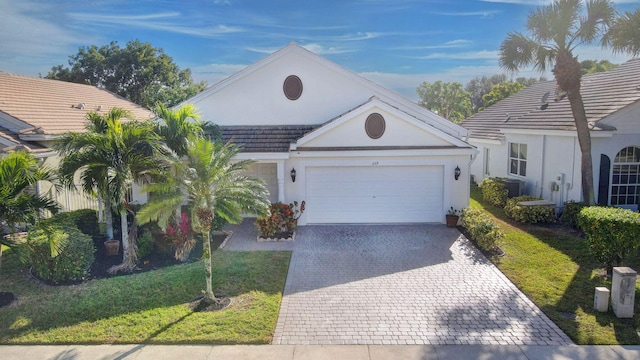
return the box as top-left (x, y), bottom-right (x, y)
top-left (606, 7), bottom-right (640, 56)
top-left (499, 0), bottom-right (618, 205)
top-left (137, 137), bottom-right (269, 305)
top-left (154, 103), bottom-right (204, 157)
top-left (0, 150), bottom-right (59, 255)
top-left (56, 108), bottom-right (164, 272)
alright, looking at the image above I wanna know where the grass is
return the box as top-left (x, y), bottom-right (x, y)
top-left (0, 248), bottom-right (290, 344)
top-left (469, 184), bottom-right (640, 345)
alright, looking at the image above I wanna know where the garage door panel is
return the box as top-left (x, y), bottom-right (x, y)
top-left (306, 166), bottom-right (443, 223)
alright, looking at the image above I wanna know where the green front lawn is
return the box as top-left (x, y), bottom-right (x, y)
top-left (0, 250), bottom-right (290, 344)
top-left (470, 184), bottom-right (640, 344)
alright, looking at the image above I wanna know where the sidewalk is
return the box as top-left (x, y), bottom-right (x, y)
top-left (2, 344), bottom-right (640, 359)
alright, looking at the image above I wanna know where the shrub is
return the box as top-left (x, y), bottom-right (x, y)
top-left (41, 209), bottom-right (100, 238)
top-left (461, 208), bottom-right (504, 252)
top-left (504, 195), bottom-right (556, 223)
top-left (255, 201), bottom-right (305, 238)
top-left (211, 214), bottom-right (228, 232)
top-left (480, 178), bottom-right (508, 208)
top-left (137, 231), bottom-right (155, 259)
top-left (577, 206), bottom-right (640, 271)
top-left (561, 201), bottom-right (587, 229)
top-left (165, 212), bottom-right (195, 261)
top-left (27, 224), bottom-right (95, 283)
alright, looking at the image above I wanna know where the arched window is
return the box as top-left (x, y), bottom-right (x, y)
top-left (611, 146), bottom-right (640, 206)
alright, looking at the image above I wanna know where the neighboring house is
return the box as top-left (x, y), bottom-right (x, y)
top-left (461, 59), bottom-right (640, 211)
top-left (183, 43), bottom-right (475, 225)
top-left (0, 72), bottom-right (154, 212)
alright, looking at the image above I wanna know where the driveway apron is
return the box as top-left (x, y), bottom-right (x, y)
top-left (272, 224), bottom-right (572, 346)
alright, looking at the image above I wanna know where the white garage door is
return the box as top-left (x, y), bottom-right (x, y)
top-left (306, 166), bottom-right (443, 223)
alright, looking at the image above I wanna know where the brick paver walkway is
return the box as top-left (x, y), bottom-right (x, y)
top-left (266, 224), bottom-right (572, 346)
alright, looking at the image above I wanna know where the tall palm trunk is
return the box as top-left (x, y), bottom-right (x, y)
top-left (554, 53), bottom-right (596, 205)
top-left (202, 230), bottom-right (215, 302)
top-left (103, 195), bottom-right (114, 241)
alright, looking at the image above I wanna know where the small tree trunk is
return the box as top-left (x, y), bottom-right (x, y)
top-left (104, 196), bottom-right (114, 241)
top-left (202, 230), bottom-right (215, 302)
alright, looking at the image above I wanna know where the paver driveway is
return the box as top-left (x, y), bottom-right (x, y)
top-left (269, 224), bottom-right (572, 346)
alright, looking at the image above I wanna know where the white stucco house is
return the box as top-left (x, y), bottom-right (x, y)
top-left (184, 43), bottom-right (476, 225)
top-left (461, 59), bottom-right (640, 211)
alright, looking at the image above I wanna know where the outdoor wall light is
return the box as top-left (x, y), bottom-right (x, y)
top-left (290, 168), bottom-right (296, 182)
top-left (454, 166), bottom-right (461, 181)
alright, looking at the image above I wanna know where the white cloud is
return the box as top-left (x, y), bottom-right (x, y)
top-left (397, 39), bottom-right (472, 50)
top-left (412, 50), bottom-right (499, 60)
top-left (432, 10), bottom-right (500, 17)
top-left (67, 12), bottom-right (243, 37)
top-left (191, 63), bottom-right (248, 85)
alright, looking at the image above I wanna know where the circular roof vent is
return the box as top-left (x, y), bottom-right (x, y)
top-left (283, 75), bottom-right (303, 100)
top-left (365, 113), bottom-right (386, 139)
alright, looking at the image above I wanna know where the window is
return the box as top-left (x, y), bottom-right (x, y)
top-left (611, 146), bottom-right (640, 206)
top-left (483, 147), bottom-right (491, 176)
top-left (509, 143), bottom-right (527, 177)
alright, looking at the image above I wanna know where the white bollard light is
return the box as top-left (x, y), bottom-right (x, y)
top-left (611, 267), bottom-right (637, 318)
top-left (594, 287), bottom-right (610, 312)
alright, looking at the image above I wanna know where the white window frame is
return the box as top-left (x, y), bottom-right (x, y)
top-left (508, 142), bottom-right (527, 177)
top-left (610, 146), bottom-right (640, 207)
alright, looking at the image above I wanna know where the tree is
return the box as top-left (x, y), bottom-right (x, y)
top-left (46, 40), bottom-right (207, 108)
top-left (416, 81), bottom-right (472, 123)
top-left (56, 108), bottom-right (165, 272)
top-left (465, 74), bottom-right (507, 113)
top-left (0, 151), bottom-right (59, 256)
top-left (154, 103), bottom-right (204, 157)
top-left (137, 138), bottom-right (270, 306)
top-left (499, 0), bottom-right (624, 205)
top-left (606, 7), bottom-right (640, 56)
top-left (481, 82), bottom-right (526, 110)
top-left (580, 59), bottom-right (618, 74)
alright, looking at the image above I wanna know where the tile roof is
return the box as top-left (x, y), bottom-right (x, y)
top-left (461, 58), bottom-right (640, 140)
top-left (0, 126), bottom-right (48, 153)
top-left (0, 72), bottom-right (154, 135)
top-left (220, 125), bottom-right (318, 152)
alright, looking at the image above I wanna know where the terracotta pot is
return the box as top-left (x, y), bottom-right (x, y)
top-left (445, 215), bottom-right (459, 228)
top-left (104, 239), bottom-right (120, 256)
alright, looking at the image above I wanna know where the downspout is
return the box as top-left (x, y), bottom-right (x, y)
top-left (539, 135), bottom-right (546, 198)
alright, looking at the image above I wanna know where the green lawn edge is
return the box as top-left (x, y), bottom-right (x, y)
top-left (469, 184), bottom-right (640, 345)
top-left (0, 250), bottom-right (291, 344)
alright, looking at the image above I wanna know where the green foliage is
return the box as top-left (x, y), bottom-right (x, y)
top-left (480, 177), bottom-right (508, 208)
top-left (27, 224), bottom-right (95, 283)
top-left (41, 209), bottom-right (100, 238)
top-left (561, 200), bottom-right (587, 228)
top-left (607, 7), bottom-right (640, 56)
top-left (46, 39), bottom-right (207, 108)
top-left (577, 206), bottom-right (640, 270)
top-left (461, 208), bottom-right (504, 252)
top-left (211, 214), bottom-right (229, 232)
top-left (255, 201), bottom-right (306, 238)
top-left (504, 195), bottom-right (556, 223)
top-left (416, 80), bottom-right (472, 122)
top-left (0, 150), bottom-right (59, 238)
top-left (136, 231), bottom-right (155, 259)
top-left (580, 59), bottom-right (618, 74)
top-left (480, 81), bottom-right (525, 110)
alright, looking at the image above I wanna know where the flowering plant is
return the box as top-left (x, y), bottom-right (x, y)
top-left (255, 201), bottom-right (305, 238)
top-left (165, 212), bottom-right (195, 261)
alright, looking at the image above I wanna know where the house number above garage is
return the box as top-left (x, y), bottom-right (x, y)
top-left (283, 75), bottom-right (303, 100)
top-left (365, 113), bottom-right (386, 139)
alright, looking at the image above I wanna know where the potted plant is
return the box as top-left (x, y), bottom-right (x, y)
top-left (104, 239), bottom-right (120, 256)
top-left (446, 207), bottom-right (460, 227)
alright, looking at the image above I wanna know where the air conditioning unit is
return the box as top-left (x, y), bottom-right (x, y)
top-left (500, 179), bottom-right (525, 198)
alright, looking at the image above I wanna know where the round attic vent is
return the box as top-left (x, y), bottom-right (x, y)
top-left (283, 75), bottom-right (303, 100)
top-left (365, 113), bottom-right (386, 139)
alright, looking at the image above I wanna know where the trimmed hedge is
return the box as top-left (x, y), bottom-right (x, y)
top-left (27, 224), bottom-right (95, 283)
top-left (41, 209), bottom-right (100, 238)
top-left (504, 195), bottom-right (556, 224)
top-left (461, 208), bottom-right (504, 252)
top-left (137, 231), bottom-right (155, 259)
top-left (480, 178), bottom-right (508, 208)
top-left (560, 201), bottom-right (587, 229)
top-left (577, 206), bottom-right (640, 270)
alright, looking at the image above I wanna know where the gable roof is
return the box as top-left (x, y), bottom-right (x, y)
top-left (220, 125), bottom-right (318, 152)
top-left (185, 42), bottom-right (468, 140)
top-left (0, 72), bottom-right (153, 137)
top-left (461, 58), bottom-right (640, 141)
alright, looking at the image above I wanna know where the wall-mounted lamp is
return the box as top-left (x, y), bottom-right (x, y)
top-left (290, 168), bottom-right (296, 182)
top-left (454, 166), bottom-right (461, 181)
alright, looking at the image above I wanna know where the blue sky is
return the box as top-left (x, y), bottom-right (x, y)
top-left (1, 0), bottom-right (638, 100)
